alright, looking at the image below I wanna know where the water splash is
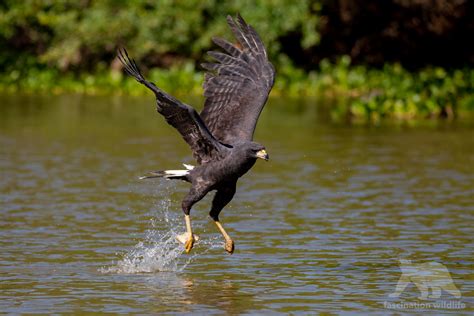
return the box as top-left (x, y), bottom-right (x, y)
top-left (100, 196), bottom-right (220, 274)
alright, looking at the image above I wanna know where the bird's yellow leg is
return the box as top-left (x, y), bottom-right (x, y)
top-left (176, 215), bottom-right (197, 253)
top-left (214, 220), bottom-right (234, 254)
top-left (183, 215), bottom-right (195, 253)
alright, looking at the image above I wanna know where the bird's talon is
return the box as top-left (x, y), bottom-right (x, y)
top-left (176, 232), bottom-right (199, 245)
top-left (225, 239), bottom-right (234, 254)
top-left (184, 236), bottom-right (195, 253)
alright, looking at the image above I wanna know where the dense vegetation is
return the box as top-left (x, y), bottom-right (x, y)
top-left (1, 0), bottom-right (473, 120)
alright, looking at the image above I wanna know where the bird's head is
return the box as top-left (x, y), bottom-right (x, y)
top-left (247, 142), bottom-right (269, 161)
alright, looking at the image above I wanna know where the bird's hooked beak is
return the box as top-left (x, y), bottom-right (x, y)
top-left (256, 149), bottom-right (269, 161)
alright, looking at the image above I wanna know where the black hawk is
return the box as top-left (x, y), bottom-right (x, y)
top-left (118, 14), bottom-right (275, 254)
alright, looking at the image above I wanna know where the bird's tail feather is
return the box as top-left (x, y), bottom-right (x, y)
top-left (139, 164), bottom-right (194, 180)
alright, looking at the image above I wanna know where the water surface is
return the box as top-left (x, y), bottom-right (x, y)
top-left (1, 94), bottom-right (473, 314)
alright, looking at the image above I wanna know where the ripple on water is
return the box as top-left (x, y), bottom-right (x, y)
top-left (2, 95), bottom-right (473, 314)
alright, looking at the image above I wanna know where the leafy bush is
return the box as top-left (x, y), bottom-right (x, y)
top-left (0, 0), bottom-right (318, 72)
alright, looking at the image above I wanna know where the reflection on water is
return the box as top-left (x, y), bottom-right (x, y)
top-left (0, 94), bottom-right (473, 313)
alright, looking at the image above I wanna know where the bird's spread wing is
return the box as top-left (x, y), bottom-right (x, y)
top-left (118, 48), bottom-right (227, 165)
top-left (200, 14), bottom-right (275, 144)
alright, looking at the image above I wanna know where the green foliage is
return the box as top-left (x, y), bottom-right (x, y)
top-left (1, 1), bottom-right (473, 121)
top-left (1, 57), bottom-right (472, 121)
top-left (311, 58), bottom-right (474, 120)
top-left (261, 56), bottom-right (473, 120)
top-left (0, 63), bottom-right (202, 96)
top-left (0, 0), bottom-right (317, 71)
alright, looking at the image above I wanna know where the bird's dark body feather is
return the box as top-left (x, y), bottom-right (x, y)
top-left (118, 14), bottom-right (274, 227)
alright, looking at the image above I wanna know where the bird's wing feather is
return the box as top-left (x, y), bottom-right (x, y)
top-left (118, 48), bottom-right (227, 165)
top-left (200, 14), bottom-right (275, 144)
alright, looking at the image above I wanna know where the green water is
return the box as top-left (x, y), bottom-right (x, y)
top-left (1, 94), bottom-right (473, 314)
